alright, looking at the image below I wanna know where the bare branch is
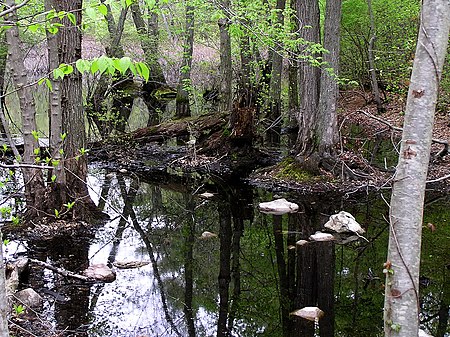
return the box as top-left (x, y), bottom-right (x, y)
top-left (0, 0), bottom-right (30, 18)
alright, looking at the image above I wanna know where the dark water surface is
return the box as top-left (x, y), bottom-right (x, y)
top-left (9, 168), bottom-right (450, 337)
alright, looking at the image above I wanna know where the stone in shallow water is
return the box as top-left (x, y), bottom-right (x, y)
top-left (199, 231), bottom-right (218, 239)
top-left (309, 231), bottom-right (335, 242)
top-left (84, 264), bottom-right (116, 282)
top-left (290, 306), bottom-right (324, 321)
top-left (258, 198), bottom-right (299, 215)
top-left (324, 211), bottom-right (365, 234)
top-left (15, 288), bottom-right (43, 308)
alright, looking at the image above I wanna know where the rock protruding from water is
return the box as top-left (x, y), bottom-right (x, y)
top-left (84, 264), bottom-right (116, 283)
top-left (258, 198), bottom-right (299, 215)
top-left (290, 306), bottom-right (325, 321)
top-left (324, 211), bottom-right (365, 234)
top-left (15, 288), bottom-right (43, 308)
top-left (309, 232), bottom-right (335, 242)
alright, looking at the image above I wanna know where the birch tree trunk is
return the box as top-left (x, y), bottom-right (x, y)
top-left (384, 2), bottom-right (450, 337)
top-left (0, 234), bottom-right (9, 337)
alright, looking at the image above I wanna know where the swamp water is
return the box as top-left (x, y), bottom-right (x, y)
top-left (5, 167), bottom-right (450, 337)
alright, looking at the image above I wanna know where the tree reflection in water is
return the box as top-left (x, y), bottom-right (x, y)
top-left (24, 171), bottom-right (450, 337)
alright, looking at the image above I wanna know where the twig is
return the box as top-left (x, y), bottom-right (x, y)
top-left (0, 163), bottom-right (53, 170)
top-left (426, 173), bottom-right (450, 183)
top-left (0, 0), bottom-right (30, 18)
top-left (29, 258), bottom-right (90, 282)
top-left (358, 109), bottom-right (449, 156)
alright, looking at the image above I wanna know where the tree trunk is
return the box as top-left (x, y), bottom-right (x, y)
top-left (218, 0), bottom-right (233, 112)
top-left (287, 0), bottom-right (299, 147)
top-left (5, 0), bottom-right (45, 214)
top-left (131, 1), bottom-right (168, 126)
top-left (176, 1), bottom-right (195, 118)
top-left (45, 0), bottom-right (66, 189)
top-left (0, 234), bottom-right (9, 337)
top-left (295, 0), bottom-right (321, 157)
top-left (384, 2), bottom-right (450, 337)
top-left (52, 0), bottom-right (97, 218)
top-left (266, 0), bottom-right (286, 146)
top-left (317, 0), bottom-right (341, 155)
top-left (367, 0), bottom-right (384, 113)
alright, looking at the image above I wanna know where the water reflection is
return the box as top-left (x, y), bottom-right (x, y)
top-left (19, 170), bottom-right (450, 336)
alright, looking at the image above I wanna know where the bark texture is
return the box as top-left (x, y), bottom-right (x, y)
top-left (5, 0), bottom-right (45, 212)
top-left (317, 0), bottom-right (341, 155)
top-left (384, 2), bottom-right (450, 337)
top-left (46, 0), bottom-right (97, 218)
top-left (295, 0), bottom-right (320, 156)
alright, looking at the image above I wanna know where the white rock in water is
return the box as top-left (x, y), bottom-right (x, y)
top-left (290, 306), bottom-right (324, 321)
top-left (309, 231), bottom-right (335, 241)
top-left (296, 240), bottom-right (309, 246)
top-left (198, 192), bottom-right (215, 199)
top-left (15, 288), bottom-right (43, 308)
top-left (84, 264), bottom-right (116, 282)
top-left (199, 231), bottom-right (218, 239)
top-left (259, 198), bottom-right (299, 215)
top-left (324, 211), bottom-right (365, 234)
top-left (419, 329), bottom-right (434, 337)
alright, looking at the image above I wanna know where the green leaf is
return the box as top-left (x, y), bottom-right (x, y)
top-left (54, 209), bottom-right (60, 218)
top-left (90, 60), bottom-right (99, 74)
top-left (67, 12), bottom-right (76, 25)
top-left (146, 0), bottom-right (156, 9)
top-left (96, 56), bottom-right (109, 74)
top-left (135, 62), bottom-right (150, 81)
top-left (46, 9), bottom-right (56, 20)
top-left (29, 24), bottom-right (40, 33)
top-left (47, 24), bottom-right (59, 35)
top-left (60, 63), bottom-right (73, 75)
top-left (53, 68), bottom-right (65, 80)
top-left (45, 78), bottom-right (53, 91)
top-left (118, 57), bottom-right (132, 74)
top-left (98, 4), bottom-right (108, 16)
top-left (31, 130), bottom-right (39, 141)
top-left (51, 175), bottom-right (57, 182)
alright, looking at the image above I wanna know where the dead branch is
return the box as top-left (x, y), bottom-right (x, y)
top-left (29, 258), bottom-right (90, 282)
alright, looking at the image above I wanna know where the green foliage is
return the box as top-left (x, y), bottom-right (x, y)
top-left (13, 304), bottom-right (25, 316)
top-left (340, 0), bottom-right (420, 93)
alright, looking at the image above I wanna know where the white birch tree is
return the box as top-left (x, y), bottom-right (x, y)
top-left (0, 236), bottom-right (8, 337)
top-left (384, 1), bottom-right (450, 337)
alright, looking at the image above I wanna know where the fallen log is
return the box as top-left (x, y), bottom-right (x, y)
top-left (132, 112), bottom-right (229, 144)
